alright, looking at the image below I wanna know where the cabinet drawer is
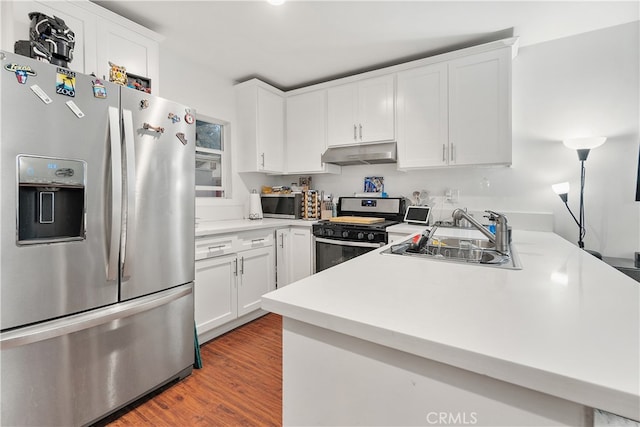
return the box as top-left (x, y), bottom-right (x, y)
top-left (237, 229), bottom-right (274, 250)
top-left (195, 234), bottom-right (238, 260)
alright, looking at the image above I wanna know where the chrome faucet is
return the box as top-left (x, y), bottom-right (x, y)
top-left (451, 209), bottom-right (510, 255)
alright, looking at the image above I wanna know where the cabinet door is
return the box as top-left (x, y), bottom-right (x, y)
top-left (286, 91), bottom-right (327, 173)
top-left (194, 254), bottom-right (238, 334)
top-left (275, 228), bottom-right (291, 288)
top-left (448, 48), bottom-right (511, 166)
top-left (237, 246), bottom-right (275, 317)
top-left (358, 75), bottom-right (395, 143)
top-left (289, 228), bottom-right (312, 283)
top-left (257, 87), bottom-right (284, 172)
top-left (95, 19), bottom-right (160, 94)
top-left (397, 63), bottom-right (448, 168)
top-left (327, 82), bottom-right (358, 146)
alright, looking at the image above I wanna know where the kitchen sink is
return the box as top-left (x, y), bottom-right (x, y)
top-left (381, 235), bottom-right (523, 270)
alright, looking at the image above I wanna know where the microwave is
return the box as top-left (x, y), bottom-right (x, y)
top-left (261, 193), bottom-right (303, 219)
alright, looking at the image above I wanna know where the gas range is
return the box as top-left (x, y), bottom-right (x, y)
top-left (312, 197), bottom-right (406, 272)
top-left (313, 219), bottom-right (400, 244)
top-left (312, 197), bottom-right (406, 244)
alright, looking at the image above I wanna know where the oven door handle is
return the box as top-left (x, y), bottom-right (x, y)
top-left (315, 237), bottom-right (384, 248)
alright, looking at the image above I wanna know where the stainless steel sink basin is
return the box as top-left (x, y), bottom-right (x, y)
top-left (382, 235), bottom-right (522, 270)
top-left (430, 237), bottom-right (496, 250)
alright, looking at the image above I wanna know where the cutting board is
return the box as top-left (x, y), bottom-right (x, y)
top-left (328, 216), bottom-right (385, 224)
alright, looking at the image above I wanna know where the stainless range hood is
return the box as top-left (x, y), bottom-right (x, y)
top-left (321, 141), bottom-right (397, 166)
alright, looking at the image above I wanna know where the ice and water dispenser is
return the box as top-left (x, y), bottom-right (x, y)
top-left (17, 155), bottom-right (86, 244)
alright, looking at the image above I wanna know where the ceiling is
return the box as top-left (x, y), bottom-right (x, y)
top-left (93, 1), bottom-right (639, 91)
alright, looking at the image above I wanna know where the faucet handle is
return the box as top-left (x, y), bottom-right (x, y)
top-left (484, 210), bottom-right (507, 224)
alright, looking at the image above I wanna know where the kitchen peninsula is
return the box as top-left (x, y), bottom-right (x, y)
top-left (262, 229), bottom-right (640, 426)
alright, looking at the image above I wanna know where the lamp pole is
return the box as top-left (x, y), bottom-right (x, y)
top-left (553, 136), bottom-right (606, 258)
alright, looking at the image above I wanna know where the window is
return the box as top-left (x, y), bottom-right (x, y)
top-left (195, 115), bottom-right (229, 198)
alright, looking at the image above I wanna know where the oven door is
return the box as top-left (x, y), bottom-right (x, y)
top-left (314, 237), bottom-right (384, 273)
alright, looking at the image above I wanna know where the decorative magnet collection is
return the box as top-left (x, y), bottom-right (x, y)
top-left (6, 44), bottom-right (193, 134)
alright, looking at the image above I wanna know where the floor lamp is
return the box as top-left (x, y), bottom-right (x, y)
top-left (552, 136), bottom-right (606, 259)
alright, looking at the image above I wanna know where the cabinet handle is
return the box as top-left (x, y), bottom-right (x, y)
top-left (279, 234), bottom-right (284, 248)
top-left (353, 124), bottom-right (357, 141)
top-left (233, 259), bottom-right (238, 276)
top-left (359, 124), bottom-right (363, 140)
top-left (240, 257), bottom-right (245, 275)
top-left (442, 144), bottom-right (446, 162)
top-left (260, 153), bottom-right (265, 168)
top-left (208, 244), bottom-right (225, 251)
top-left (450, 143), bottom-right (455, 162)
top-left (251, 238), bottom-right (265, 244)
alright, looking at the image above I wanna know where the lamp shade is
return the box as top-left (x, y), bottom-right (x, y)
top-left (552, 182), bottom-right (570, 195)
top-left (563, 137), bottom-right (606, 150)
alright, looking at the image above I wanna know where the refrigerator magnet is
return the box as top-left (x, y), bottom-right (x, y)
top-left (56, 68), bottom-right (76, 97)
top-left (168, 112), bottom-right (181, 123)
top-left (4, 63), bottom-right (37, 84)
top-left (30, 85), bottom-right (52, 104)
top-left (176, 132), bottom-right (188, 145)
top-left (184, 109), bottom-right (194, 124)
top-left (66, 100), bottom-right (85, 119)
top-left (92, 79), bottom-right (107, 99)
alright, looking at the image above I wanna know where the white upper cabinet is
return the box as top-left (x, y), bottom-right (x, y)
top-left (397, 46), bottom-right (513, 169)
top-left (327, 75), bottom-right (395, 146)
top-left (235, 80), bottom-right (285, 173)
top-left (448, 48), bottom-right (511, 166)
top-left (94, 17), bottom-right (160, 94)
top-left (285, 90), bottom-right (340, 174)
top-left (2, 0), bottom-right (162, 93)
top-left (397, 62), bottom-right (449, 168)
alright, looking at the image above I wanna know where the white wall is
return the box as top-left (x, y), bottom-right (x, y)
top-left (281, 22), bottom-right (639, 258)
top-left (159, 48), bottom-right (274, 220)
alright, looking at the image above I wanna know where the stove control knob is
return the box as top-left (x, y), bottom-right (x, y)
top-left (326, 229), bottom-right (334, 237)
top-left (357, 232), bottom-right (364, 240)
top-left (367, 233), bottom-right (375, 241)
top-left (342, 231), bottom-right (349, 238)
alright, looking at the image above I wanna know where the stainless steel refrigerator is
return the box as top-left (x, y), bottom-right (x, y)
top-left (0, 50), bottom-right (195, 426)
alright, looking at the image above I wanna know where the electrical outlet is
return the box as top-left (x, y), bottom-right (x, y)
top-left (445, 189), bottom-right (460, 203)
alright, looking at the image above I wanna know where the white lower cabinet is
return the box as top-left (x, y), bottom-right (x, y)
top-left (276, 227), bottom-right (313, 288)
top-left (237, 246), bottom-right (275, 316)
top-left (195, 253), bottom-right (238, 332)
top-left (194, 231), bottom-right (275, 342)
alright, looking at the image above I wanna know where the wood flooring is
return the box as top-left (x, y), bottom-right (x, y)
top-left (104, 313), bottom-right (282, 426)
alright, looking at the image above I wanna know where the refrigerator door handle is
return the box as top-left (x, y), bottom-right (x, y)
top-left (107, 106), bottom-right (123, 282)
top-left (0, 285), bottom-right (193, 350)
top-left (122, 109), bottom-right (137, 282)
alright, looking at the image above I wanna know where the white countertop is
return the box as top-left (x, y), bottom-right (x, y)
top-left (195, 218), bottom-right (316, 237)
top-left (262, 229), bottom-right (640, 421)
